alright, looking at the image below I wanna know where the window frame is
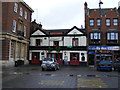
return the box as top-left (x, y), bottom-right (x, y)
top-left (12, 20), bottom-right (17, 32)
top-left (113, 18), bottom-right (118, 26)
top-left (107, 32), bottom-right (118, 40)
top-left (53, 41), bottom-right (59, 46)
top-left (97, 18), bottom-right (101, 26)
top-left (90, 32), bottom-right (101, 40)
top-left (14, 3), bottom-right (18, 13)
top-left (24, 26), bottom-right (27, 37)
top-left (72, 38), bottom-right (79, 46)
top-left (89, 19), bottom-right (94, 26)
top-left (106, 18), bottom-right (111, 26)
top-left (24, 11), bottom-right (27, 19)
top-left (36, 39), bottom-right (42, 46)
top-left (20, 7), bottom-right (23, 16)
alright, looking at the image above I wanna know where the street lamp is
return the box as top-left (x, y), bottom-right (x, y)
top-left (99, 0), bottom-right (103, 61)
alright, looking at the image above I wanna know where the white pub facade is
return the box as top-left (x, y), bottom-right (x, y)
top-left (29, 26), bottom-right (87, 65)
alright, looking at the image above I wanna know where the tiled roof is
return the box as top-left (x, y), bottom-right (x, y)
top-left (89, 8), bottom-right (119, 16)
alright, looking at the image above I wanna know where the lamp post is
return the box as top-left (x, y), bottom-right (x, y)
top-left (99, 0), bottom-right (103, 61)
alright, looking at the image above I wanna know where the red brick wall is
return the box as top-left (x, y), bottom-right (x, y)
top-left (2, 2), bottom-right (32, 39)
top-left (85, 9), bottom-right (120, 46)
top-left (2, 40), bottom-right (9, 60)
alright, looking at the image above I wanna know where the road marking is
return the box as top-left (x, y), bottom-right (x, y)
top-left (77, 78), bottom-right (107, 88)
top-left (39, 80), bottom-right (64, 85)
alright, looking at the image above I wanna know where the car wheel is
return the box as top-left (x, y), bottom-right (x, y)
top-left (42, 68), bottom-right (44, 71)
top-left (54, 67), bottom-right (57, 71)
top-left (97, 67), bottom-right (99, 71)
top-left (110, 69), bottom-right (112, 71)
top-left (114, 68), bottom-right (116, 71)
top-left (57, 66), bottom-right (60, 70)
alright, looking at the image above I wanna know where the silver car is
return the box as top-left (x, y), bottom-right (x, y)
top-left (41, 58), bottom-right (60, 71)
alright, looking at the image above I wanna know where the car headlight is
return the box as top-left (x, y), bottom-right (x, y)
top-left (51, 64), bottom-right (55, 67)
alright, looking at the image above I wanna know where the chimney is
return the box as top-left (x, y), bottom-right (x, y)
top-left (84, 2), bottom-right (88, 9)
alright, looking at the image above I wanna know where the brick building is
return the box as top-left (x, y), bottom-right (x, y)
top-left (1, 1), bottom-right (33, 67)
top-left (84, 2), bottom-right (120, 65)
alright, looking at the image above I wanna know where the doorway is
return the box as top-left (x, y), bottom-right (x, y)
top-left (31, 52), bottom-right (40, 64)
top-left (70, 53), bottom-right (80, 65)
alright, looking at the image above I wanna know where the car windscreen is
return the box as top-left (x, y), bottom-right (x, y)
top-left (43, 58), bottom-right (53, 61)
top-left (99, 60), bottom-right (111, 64)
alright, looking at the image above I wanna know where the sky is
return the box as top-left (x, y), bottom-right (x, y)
top-left (24, 0), bottom-right (120, 29)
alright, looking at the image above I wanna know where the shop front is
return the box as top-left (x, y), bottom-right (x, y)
top-left (88, 46), bottom-right (120, 65)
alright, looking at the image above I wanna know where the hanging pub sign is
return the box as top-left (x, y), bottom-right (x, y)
top-left (88, 46), bottom-right (120, 51)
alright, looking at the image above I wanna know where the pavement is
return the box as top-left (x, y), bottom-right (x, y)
top-left (1, 64), bottom-right (120, 90)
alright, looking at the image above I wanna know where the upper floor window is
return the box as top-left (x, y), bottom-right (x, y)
top-left (72, 38), bottom-right (78, 46)
top-left (106, 18), bottom-right (110, 26)
top-left (113, 19), bottom-right (118, 26)
top-left (36, 39), bottom-right (42, 46)
top-left (107, 32), bottom-right (118, 40)
top-left (24, 11), bottom-right (27, 19)
top-left (18, 23), bottom-right (22, 31)
top-left (97, 19), bottom-right (101, 26)
top-left (90, 32), bottom-right (101, 39)
top-left (20, 7), bottom-right (23, 16)
top-left (12, 20), bottom-right (17, 32)
top-left (24, 26), bottom-right (26, 37)
top-left (54, 41), bottom-right (59, 46)
top-left (89, 19), bottom-right (94, 26)
top-left (14, 3), bottom-right (18, 13)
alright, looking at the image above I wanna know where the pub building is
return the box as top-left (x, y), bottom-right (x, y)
top-left (29, 24), bottom-right (87, 66)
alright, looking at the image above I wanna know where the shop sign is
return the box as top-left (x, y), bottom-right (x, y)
top-left (88, 46), bottom-right (120, 51)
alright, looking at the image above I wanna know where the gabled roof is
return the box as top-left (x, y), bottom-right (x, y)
top-left (44, 29), bottom-right (70, 35)
top-left (31, 26), bottom-right (86, 36)
top-left (31, 28), bottom-right (47, 35)
top-left (65, 26), bottom-right (85, 34)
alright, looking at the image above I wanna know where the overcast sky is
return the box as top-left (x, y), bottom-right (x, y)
top-left (24, 0), bottom-right (120, 29)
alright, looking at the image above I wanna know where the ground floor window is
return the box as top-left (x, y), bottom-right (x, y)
top-left (47, 53), bottom-right (62, 61)
top-left (70, 53), bottom-right (79, 61)
top-left (10, 41), bottom-right (15, 58)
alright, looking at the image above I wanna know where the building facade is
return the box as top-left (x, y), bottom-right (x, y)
top-left (29, 24), bottom-right (87, 66)
top-left (84, 2), bottom-right (120, 65)
top-left (1, 1), bottom-right (33, 67)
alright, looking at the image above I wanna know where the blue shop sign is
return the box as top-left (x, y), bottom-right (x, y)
top-left (88, 51), bottom-right (94, 54)
top-left (88, 46), bottom-right (120, 51)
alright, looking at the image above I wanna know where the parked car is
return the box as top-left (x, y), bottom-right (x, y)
top-left (113, 60), bottom-right (120, 71)
top-left (41, 58), bottom-right (60, 71)
top-left (97, 60), bottom-right (112, 71)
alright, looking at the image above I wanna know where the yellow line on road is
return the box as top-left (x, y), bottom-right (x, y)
top-left (39, 80), bottom-right (64, 85)
top-left (77, 78), bottom-right (107, 88)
